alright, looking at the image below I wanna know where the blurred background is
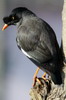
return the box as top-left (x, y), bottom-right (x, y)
top-left (0, 0), bottom-right (64, 100)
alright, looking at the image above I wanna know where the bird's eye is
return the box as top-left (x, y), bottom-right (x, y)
top-left (12, 16), bottom-right (15, 20)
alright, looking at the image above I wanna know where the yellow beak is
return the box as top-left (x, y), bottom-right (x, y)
top-left (2, 24), bottom-right (8, 31)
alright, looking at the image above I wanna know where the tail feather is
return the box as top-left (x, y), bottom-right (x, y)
top-left (51, 71), bottom-right (62, 85)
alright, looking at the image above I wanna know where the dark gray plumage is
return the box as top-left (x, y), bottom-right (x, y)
top-left (2, 7), bottom-right (64, 85)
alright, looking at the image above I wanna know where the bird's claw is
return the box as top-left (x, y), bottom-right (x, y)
top-left (32, 76), bottom-right (41, 87)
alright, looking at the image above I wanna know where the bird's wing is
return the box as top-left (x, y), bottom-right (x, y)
top-left (27, 21), bottom-right (59, 64)
top-left (17, 19), bottom-right (59, 64)
top-left (27, 41), bottom-right (52, 64)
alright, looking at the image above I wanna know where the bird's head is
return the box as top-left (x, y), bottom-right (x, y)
top-left (2, 7), bottom-right (28, 31)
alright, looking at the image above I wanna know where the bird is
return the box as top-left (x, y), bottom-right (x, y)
top-left (2, 7), bottom-right (64, 85)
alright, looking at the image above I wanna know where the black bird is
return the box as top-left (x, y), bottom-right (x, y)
top-left (2, 7), bottom-right (64, 85)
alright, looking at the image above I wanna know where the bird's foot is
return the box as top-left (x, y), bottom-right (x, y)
top-left (42, 73), bottom-right (49, 83)
top-left (32, 76), bottom-right (41, 87)
top-left (32, 73), bottom-right (49, 87)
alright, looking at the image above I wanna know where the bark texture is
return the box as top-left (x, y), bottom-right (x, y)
top-left (29, 0), bottom-right (66, 100)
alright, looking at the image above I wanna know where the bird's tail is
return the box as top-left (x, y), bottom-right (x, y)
top-left (51, 71), bottom-right (62, 85)
top-left (51, 41), bottom-right (64, 85)
top-left (59, 40), bottom-right (65, 64)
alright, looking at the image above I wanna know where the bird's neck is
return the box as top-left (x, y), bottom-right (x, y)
top-left (16, 13), bottom-right (36, 30)
top-left (16, 19), bottom-right (22, 29)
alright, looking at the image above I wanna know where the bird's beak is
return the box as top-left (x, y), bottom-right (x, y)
top-left (2, 24), bottom-right (8, 31)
